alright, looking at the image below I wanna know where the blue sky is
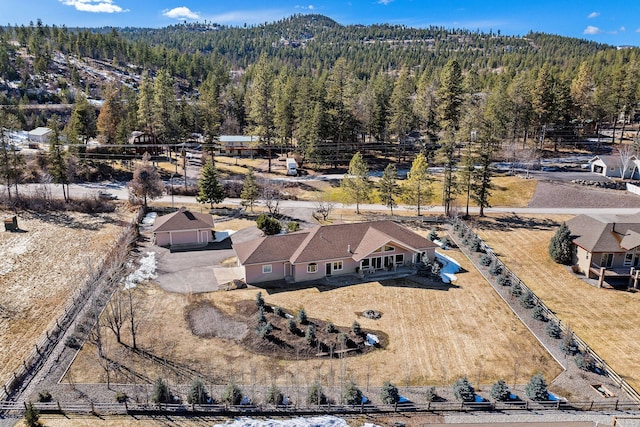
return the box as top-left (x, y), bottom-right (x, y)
top-left (2, 0), bottom-right (639, 46)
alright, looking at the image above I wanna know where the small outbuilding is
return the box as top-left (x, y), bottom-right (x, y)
top-left (152, 207), bottom-right (214, 248)
top-left (28, 127), bottom-right (52, 144)
top-left (589, 155), bottom-right (639, 179)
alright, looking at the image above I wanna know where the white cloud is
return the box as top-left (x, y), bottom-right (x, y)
top-left (587, 12), bottom-right (599, 19)
top-left (378, 0), bottom-right (393, 4)
top-left (295, 4), bottom-right (315, 10)
top-left (60, 0), bottom-right (127, 13)
top-left (636, 28), bottom-right (640, 33)
top-left (208, 10), bottom-right (288, 25)
top-left (620, 26), bottom-right (626, 32)
top-left (583, 26), bottom-right (603, 35)
top-left (163, 7), bottom-right (200, 20)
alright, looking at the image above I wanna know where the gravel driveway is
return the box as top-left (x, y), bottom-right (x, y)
top-left (528, 181), bottom-right (640, 209)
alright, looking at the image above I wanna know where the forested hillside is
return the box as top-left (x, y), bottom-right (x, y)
top-left (0, 14), bottom-right (639, 172)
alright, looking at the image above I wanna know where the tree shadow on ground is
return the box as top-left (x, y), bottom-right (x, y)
top-left (24, 210), bottom-right (116, 231)
top-left (475, 214), bottom-right (560, 232)
top-left (380, 277), bottom-right (461, 291)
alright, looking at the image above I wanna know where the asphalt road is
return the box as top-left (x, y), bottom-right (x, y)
top-left (7, 181), bottom-right (640, 217)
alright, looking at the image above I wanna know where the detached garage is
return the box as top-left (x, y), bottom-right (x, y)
top-left (152, 207), bottom-right (214, 248)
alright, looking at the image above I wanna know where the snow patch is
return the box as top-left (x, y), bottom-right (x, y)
top-left (435, 251), bottom-right (461, 284)
top-left (124, 252), bottom-right (157, 289)
top-left (141, 212), bottom-right (157, 227)
top-left (213, 416), bottom-right (370, 427)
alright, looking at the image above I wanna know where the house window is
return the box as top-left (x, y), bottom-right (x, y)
top-left (374, 247), bottom-right (382, 253)
top-left (625, 253), bottom-right (634, 266)
top-left (262, 264), bottom-right (272, 274)
top-left (600, 254), bottom-right (614, 268)
top-left (384, 245), bottom-right (395, 252)
top-left (395, 254), bottom-right (404, 264)
top-left (332, 261), bottom-right (343, 271)
top-left (307, 263), bottom-right (318, 273)
top-left (361, 259), bottom-right (370, 267)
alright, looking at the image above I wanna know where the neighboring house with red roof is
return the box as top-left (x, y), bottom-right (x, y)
top-left (567, 212), bottom-right (640, 286)
top-left (152, 207), bottom-right (214, 247)
top-left (233, 220), bottom-right (438, 284)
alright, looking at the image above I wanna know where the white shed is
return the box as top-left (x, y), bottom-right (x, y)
top-left (28, 127), bottom-right (52, 144)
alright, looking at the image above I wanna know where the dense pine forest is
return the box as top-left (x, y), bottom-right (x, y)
top-left (0, 14), bottom-right (639, 174)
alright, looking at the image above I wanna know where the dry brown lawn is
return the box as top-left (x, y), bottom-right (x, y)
top-left (0, 209), bottom-right (133, 386)
top-left (476, 214), bottom-right (640, 392)
top-left (69, 246), bottom-right (561, 390)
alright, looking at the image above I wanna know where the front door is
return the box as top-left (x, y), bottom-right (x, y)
top-left (326, 263), bottom-right (332, 276)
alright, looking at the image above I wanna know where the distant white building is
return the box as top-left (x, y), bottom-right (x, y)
top-left (28, 127), bottom-right (53, 144)
top-left (589, 155), bottom-right (640, 179)
top-left (217, 135), bottom-right (260, 157)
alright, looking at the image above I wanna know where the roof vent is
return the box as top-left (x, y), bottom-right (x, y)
top-left (348, 244), bottom-right (352, 254)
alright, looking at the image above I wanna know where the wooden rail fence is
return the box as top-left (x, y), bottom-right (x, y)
top-left (0, 208), bottom-right (144, 402)
top-left (453, 219), bottom-right (640, 402)
top-left (2, 399), bottom-right (640, 418)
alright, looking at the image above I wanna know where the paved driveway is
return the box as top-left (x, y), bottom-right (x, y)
top-left (150, 226), bottom-right (262, 293)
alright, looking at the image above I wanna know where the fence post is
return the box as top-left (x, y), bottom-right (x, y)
top-left (57, 401), bottom-right (61, 412)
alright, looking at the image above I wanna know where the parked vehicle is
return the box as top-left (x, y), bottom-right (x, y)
top-left (286, 158), bottom-right (297, 176)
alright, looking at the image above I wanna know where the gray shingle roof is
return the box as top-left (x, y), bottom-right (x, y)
top-left (233, 220), bottom-right (437, 266)
top-left (152, 208), bottom-right (214, 232)
top-left (567, 212), bottom-right (640, 253)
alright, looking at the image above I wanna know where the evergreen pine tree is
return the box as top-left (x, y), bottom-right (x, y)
top-left (240, 168), bottom-right (260, 213)
top-left (525, 373), bottom-right (549, 401)
top-left (341, 152), bottom-right (371, 214)
top-left (379, 163), bottom-right (399, 214)
top-left (380, 380), bottom-right (399, 404)
top-left (548, 223), bottom-right (573, 264)
top-left (187, 377), bottom-right (210, 404)
top-left (196, 157), bottom-right (225, 208)
top-left (490, 379), bottom-right (511, 401)
top-left (404, 152), bottom-right (432, 216)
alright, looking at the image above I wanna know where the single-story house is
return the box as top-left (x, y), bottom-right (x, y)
top-left (589, 155), bottom-right (639, 179)
top-left (152, 207), bottom-right (214, 247)
top-left (567, 212), bottom-right (640, 286)
top-left (28, 127), bottom-right (52, 144)
top-left (233, 220), bottom-right (438, 284)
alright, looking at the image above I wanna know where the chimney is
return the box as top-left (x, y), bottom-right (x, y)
top-left (347, 244), bottom-right (352, 254)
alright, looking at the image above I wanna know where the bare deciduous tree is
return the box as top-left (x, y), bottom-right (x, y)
top-left (126, 287), bottom-right (142, 350)
top-left (616, 144), bottom-right (636, 179)
top-left (314, 193), bottom-right (335, 222)
top-left (104, 290), bottom-right (126, 344)
top-left (261, 180), bottom-right (283, 216)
